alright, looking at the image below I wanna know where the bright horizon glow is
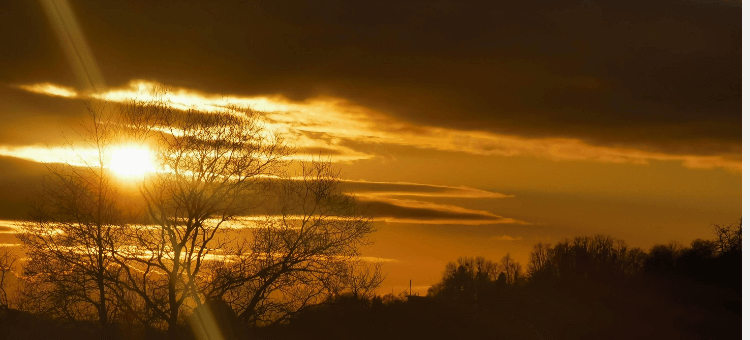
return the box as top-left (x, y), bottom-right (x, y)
top-left (110, 147), bottom-right (153, 176)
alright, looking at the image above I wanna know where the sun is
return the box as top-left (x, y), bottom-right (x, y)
top-left (110, 147), bottom-right (153, 176)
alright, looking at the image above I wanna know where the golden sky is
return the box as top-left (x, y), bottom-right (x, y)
top-left (0, 0), bottom-right (740, 295)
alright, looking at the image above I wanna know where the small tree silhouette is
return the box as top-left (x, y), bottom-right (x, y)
top-left (713, 220), bottom-right (741, 255)
top-left (527, 235), bottom-right (646, 285)
top-left (202, 161), bottom-right (377, 326)
top-left (498, 253), bottom-right (521, 285)
top-left (429, 256), bottom-right (501, 300)
top-left (0, 247), bottom-right (17, 309)
top-left (17, 103), bottom-right (126, 336)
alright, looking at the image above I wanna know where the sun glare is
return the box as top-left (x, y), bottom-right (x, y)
top-left (110, 148), bottom-right (153, 176)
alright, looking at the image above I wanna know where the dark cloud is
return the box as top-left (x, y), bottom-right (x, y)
top-left (358, 198), bottom-right (518, 224)
top-left (0, 156), bottom-right (46, 220)
top-left (0, 86), bottom-right (87, 146)
top-left (0, 0), bottom-right (740, 155)
top-left (340, 180), bottom-right (508, 198)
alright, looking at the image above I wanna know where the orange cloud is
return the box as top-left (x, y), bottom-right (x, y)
top-left (340, 180), bottom-right (512, 199)
top-left (15, 80), bottom-right (741, 172)
top-left (17, 83), bottom-right (78, 98)
top-left (0, 220), bottom-right (19, 234)
top-left (360, 197), bottom-right (528, 225)
top-left (494, 235), bottom-right (522, 241)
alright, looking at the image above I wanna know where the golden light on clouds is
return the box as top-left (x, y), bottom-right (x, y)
top-left (362, 196), bottom-right (529, 225)
top-left (344, 180), bottom-right (513, 199)
top-left (0, 220), bottom-right (19, 234)
top-left (12, 80), bottom-right (742, 172)
top-left (0, 145), bottom-right (156, 176)
top-left (0, 145), bottom-right (101, 167)
top-left (17, 83), bottom-right (78, 98)
top-left (494, 235), bottom-right (523, 241)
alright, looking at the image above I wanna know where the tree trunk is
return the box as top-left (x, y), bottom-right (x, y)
top-left (168, 279), bottom-right (179, 340)
top-left (168, 323), bottom-right (178, 340)
top-left (98, 278), bottom-right (108, 326)
top-left (97, 271), bottom-right (120, 340)
top-left (168, 254), bottom-right (181, 340)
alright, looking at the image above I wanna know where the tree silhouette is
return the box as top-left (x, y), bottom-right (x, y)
top-left (644, 241), bottom-right (685, 274)
top-left (202, 161), bottom-right (376, 326)
top-left (526, 235), bottom-right (646, 285)
top-left (333, 262), bottom-right (385, 300)
top-left (0, 247), bottom-right (17, 309)
top-left (14, 94), bottom-right (379, 339)
top-left (498, 253), bottom-right (521, 286)
top-left (428, 256), bottom-right (501, 300)
top-left (713, 220), bottom-right (741, 255)
top-left (108, 97), bottom-right (291, 339)
top-left (17, 103), bottom-right (126, 336)
top-left (526, 242), bottom-right (553, 282)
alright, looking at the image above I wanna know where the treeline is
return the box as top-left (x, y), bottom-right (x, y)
top-left (256, 221), bottom-right (741, 340)
top-left (431, 221), bottom-right (741, 299)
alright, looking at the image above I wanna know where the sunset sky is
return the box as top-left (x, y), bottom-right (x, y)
top-left (0, 0), bottom-right (741, 294)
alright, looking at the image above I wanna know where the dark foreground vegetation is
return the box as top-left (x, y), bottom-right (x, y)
top-left (256, 221), bottom-right (741, 340)
top-left (0, 221), bottom-right (740, 340)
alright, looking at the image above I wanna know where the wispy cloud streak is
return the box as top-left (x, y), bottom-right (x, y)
top-left (360, 197), bottom-right (528, 225)
top-left (13, 79), bottom-right (741, 172)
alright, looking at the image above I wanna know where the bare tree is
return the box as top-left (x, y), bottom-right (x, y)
top-left (17, 94), bottom-right (377, 339)
top-left (527, 236), bottom-right (646, 284)
top-left (498, 253), bottom-right (521, 285)
top-left (527, 242), bottom-right (553, 281)
top-left (0, 247), bottom-right (17, 309)
top-left (333, 262), bottom-right (385, 300)
top-left (429, 256), bottom-right (500, 299)
top-left (16, 103), bottom-right (126, 333)
top-left (110, 98), bottom-right (292, 339)
top-left (713, 220), bottom-right (741, 255)
top-left (202, 161), bottom-right (376, 326)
